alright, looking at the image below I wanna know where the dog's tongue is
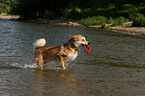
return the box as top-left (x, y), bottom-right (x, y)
top-left (83, 45), bottom-right (91, 53)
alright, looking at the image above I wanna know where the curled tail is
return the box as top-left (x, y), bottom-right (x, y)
top-left (34, 38), bottom-right (46, 53)
top-left (33, 38), bottom-right (46, 66)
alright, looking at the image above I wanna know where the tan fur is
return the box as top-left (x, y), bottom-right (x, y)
top-left (34, 35), bottom-right (89, 70)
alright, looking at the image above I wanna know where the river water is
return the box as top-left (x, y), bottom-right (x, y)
top-left (1, 20), bottom-right (145, 96)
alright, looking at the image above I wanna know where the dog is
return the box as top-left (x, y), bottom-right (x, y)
top-left (34, 35), bottom-right (90, 70)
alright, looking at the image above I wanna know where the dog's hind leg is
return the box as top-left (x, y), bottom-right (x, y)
top-left (34, 54), bottom-right (43, 66)
top-left (33, 38), bottom-right (46, 66)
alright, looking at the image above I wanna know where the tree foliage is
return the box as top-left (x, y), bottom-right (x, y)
top-left (0, 0), bottom-right (12, 13)
top-left (10, 0), bottom-right (71, 19)
top-left (0, 0), bottom-right (144, 19)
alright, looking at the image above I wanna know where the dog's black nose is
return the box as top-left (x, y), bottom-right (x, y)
top-left (88, 42), bottom-right (90, 45)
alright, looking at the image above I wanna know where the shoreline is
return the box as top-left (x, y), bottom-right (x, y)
top-left (25, 19), bottom-right (145, 36)
top-left (2, 18), bottom-right (145, 36)
top-left (0, 14), bottom-right (20, 20)
top-left (108, 26), bottom-right (145, 36)
top-left (25, 19), bottom-right (84, 27)
top-left (48, 20), bottom-right (145, 36)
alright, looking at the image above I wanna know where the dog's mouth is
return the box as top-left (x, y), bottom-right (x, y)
top-left (82, 44), bottom-right (91, 53)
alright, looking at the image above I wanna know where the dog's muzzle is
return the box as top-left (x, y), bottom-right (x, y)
top-left (82, 43), bottom-right (91, 53)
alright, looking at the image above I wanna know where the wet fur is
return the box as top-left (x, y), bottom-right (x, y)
top-left (34, 35), bottom-right (89, 70)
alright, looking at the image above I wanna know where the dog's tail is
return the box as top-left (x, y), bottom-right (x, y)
top-left (33, 38), bottom-right (46, 53)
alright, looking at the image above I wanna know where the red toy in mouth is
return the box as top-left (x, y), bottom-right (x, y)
top-left (83, 44), bottom-right (91, 53)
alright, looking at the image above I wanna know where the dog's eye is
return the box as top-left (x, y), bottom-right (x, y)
top-left (82, 39), bottom-right (85, 41)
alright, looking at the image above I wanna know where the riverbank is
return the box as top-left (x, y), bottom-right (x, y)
top-left (25, 18), bottom-right (84, 27)
top-left (83, 21), bottom-right (144, 36)
top-left (108, 26), bottom-right (145, 35)
top-left (0, 14), bottom-right (19, 20)
top-left (50, 20), bottom-right (145, 36)
top-left (21, 18), bottom-right (145, 36)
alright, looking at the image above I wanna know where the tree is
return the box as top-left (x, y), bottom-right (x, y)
top-left (10, 0), bottom-right (71, 19)
top-left (78, 0), bottom-right (144, 12)
top-left (0, 0), bottom-right (11, 13)
top-left (9, 0), bottom-right (145, 19)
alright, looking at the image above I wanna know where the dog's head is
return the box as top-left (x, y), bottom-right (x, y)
top-left (69, 35), bottom-right (90, 52)
top-left (69, 35), bottom-right (89, 47)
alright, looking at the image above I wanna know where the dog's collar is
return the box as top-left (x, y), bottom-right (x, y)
top-left (68, 42), bottom-right (75, 48)
top-left (68, 42), bottom-right (79, 50)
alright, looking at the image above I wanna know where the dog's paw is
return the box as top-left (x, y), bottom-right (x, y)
top-left (62, 66), bottom-right (67, 70)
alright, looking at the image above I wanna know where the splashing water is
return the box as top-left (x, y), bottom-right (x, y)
top-left (0, 61), bottom-right (66, 70)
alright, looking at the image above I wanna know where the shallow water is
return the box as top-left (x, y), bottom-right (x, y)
top-left (1, 20), bottom-right (145, 96)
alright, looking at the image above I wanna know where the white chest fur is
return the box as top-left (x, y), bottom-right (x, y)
top-left (65, 50), bottom-right (78, 62)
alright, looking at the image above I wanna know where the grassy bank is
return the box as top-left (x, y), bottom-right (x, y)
top-left (77, 13), bottom-right (145, 27)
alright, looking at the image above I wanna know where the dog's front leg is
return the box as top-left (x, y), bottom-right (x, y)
top-left (58, 55), bottom-right (66, 69)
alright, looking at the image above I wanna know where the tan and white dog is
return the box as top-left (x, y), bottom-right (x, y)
top-left (34, 35), bottom-right (90, 70)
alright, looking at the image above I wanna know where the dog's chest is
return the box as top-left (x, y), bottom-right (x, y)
top-left (65, 51), bottom-right (78, 61)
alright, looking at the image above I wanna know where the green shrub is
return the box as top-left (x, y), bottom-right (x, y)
top-left (129, 13), bottom-right (144, 21)
top-left (121, 4), bottom-right (139, 14)
top-left (101, 24), bottom-right (110, 29)
top-left (43, 10), bottom-right (56, 20)
top-left (132, 15), bottom-right (145, 27)
top-left (0, 8), bottom-right (7, 13)
top-left (81, 9), bottom-right (97, 18)
top-left (139, 8), bottom-right (145, 16)
top-left (78, 16), bottom-right (107, 26)
top-left (111, 17), bottom-right (127, 26)
top-left (108, 18), bottom-right (113, 24)
top-left (96, 10), bottom-right (115, 18)
top-left (64, 8), bottom-right (81, 20)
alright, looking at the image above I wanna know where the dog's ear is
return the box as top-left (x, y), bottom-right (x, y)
top-left (69, 35), bottom-right (75, 38)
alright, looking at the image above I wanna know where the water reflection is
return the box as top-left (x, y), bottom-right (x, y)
top-left (33, 70), bottom-right (79, 96)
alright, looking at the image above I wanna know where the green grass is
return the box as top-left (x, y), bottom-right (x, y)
top-left (129, 13), bottom-right (144, 21)
top-left (132, 15), bottom-right (145, 27)
top-left (78, 16), bottom-right (128, 26)
top-left (110, 17), bottom-right (127, 26)
top-left (78, 16), bottom-right (107, 26)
